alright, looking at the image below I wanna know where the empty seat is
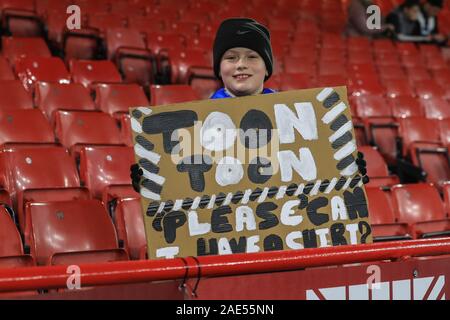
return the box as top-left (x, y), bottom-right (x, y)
top-left (0, 109), bottom-right (55, 146)
top-left (106, 28), bottom-right (154, 86)
top-left (0, 205), bottom-right (35, 269)
top-left (366, 187), bottom-right (410, 241)
top-left (35, 82), bottom-right (95, 120)
top-left (25, 199), bottom-right (128, 265)
top-left (88, 12), bottom-right (127, 32)
top-left (114, 198), bottom-right (146, 260)
top-left (0, 146), bottom-right (89, 231)
top-left (405, 66), bottom-right (432, 83)
top-left (398, 117), bottom-right (441, 157)
top-left (389, 96), bottom-right (424, 118)
top-left (382, 80), bottom-right (415, 99)
top-left (420, 98), bottom-right (450, 120)
top-left (0, 80), bottom-right (33, 110)
top-left (54, 110), bottom-right (124, 156)
top-left (391, 184), bottom-right (450, 239)
top-left (354, 95), bottom-right (398, 164)
top-left (149, 84), bottom-right (200, 105)
top-left (146, 32), bottom-right (186, 55)
top-left (79, 146), bottom-right (136, 202)
top-left (168, 49), bottom-right (214, 85)
top-left (14, 57), bottom-right (70, 92)
top-left (1, 37), bottom-right (51, 63)
top-left (0, 0), bottom-right (42, 37)
top-left (0, 56), bottom-right (15, 80)
top-left (70, 60), bottom-right (122, 89)
top-left (316, 74), bottom-right (347, 87)
top-left (414, 80), bottom-right (446, 100)
top-left (359, 146), bottom-right (399, 187)
top-left (95, 83), bottom-right (150, 116)
top-left (279, 73), bottom-right (311, 91)
top-left (398, 118), bottom-right (449, 187)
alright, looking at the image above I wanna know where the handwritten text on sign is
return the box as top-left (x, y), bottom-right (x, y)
top-left (130, 87), bottom-right (372, 259)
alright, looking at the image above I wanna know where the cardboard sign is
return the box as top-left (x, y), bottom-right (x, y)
top-left (130, 87), bottom-right (373, 259)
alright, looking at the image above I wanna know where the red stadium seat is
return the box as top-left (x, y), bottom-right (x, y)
top-left (375, 53), bottom-right (400, 67)
top-left (35, 82), bottom-right (95, 120)
top-left (398, 117), bottom-right (441, 158)
top-left (354, 95), bottom-right (399, 164)
top-left (114, 197), bottom-right (146, 260)
top-left (53, 110), bottom-right (124, 156)
top-left (25, 199), bottom-right (128, 265)
top-left (70, 60), bottom-right (122, 89)
top-left (88, 13), bottom-right (127, 35)
top-left (398, 118), bottom-right (449, 187)
top-left (0, 109), bottom-right (55, 146)
top-left (431, 69), bottom-right (450, 88)
top-left (395, 42), bottom-right (418, 56)
top-left (95, 83), bottom-right (150, 116)
top-left (400, 54), bottom-right (423, 68)
top-left (0, 0), bottom-right (42, 37)
top-left (366, 187), bottom-right (410, 241)
top-left (0, 56), bottom-right (15, 80)
top-left (425, 55), bottom-right (448, 71)
top-left (79, 146), bottom-right (136, 202)
top-left (358, 146), bottom-right (399, 187)
top-left (0, 146), bottom-right (89, 231)
top-left (0, 205), bottom-right (35, 270)
top-left (405, 66), bottom-right (432, 83)
top-left (146, 32), bottom-right (186, 55)
top-left (14, 57), bottom-right (70, 92)
top-left (149, 84), bottom-right (200, 105)
top-left (128, 16), bottom-right (165, 34)
top-left (378, 65), bottom-right (407, 82)
top-left (315, 74), bottom-right (346, 87)
top-left (106, 28), bottom-right (154, 86)
top-left (389, 96), bottom-right (424, 119)
top-left (279, 73), bottom-right (311, 91)
top-left (168, 49), bottom-right (213, 84)
top-left (0, 80), bottom-right (33, 110)
top-left (349, 77), bottom-right (385, 96)
top-left (382, 80), bottom-right (415, 99)
top-left (391, 184), bottom-right (450, 239)
top-left (420, 98), bottom-right (450, 120)
top-left (168, 21), bottom-right (201, 36)
top-left (1, 37), bottom-right (50, 64)
top-left (414, 80), bottom-right (446, 100)
top-left (61, 27), bottom-right (101, 62)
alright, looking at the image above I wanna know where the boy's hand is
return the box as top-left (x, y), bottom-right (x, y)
top-left (130, 163), bottom-right (143, 193)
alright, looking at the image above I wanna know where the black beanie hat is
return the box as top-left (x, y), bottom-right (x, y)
top-left (213, 18), bottom-right (273, 80)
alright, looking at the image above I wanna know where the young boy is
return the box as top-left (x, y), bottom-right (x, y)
top-left (209, 18), bottom-right (276, 98)
top-left (131, 18), bottom-right (368, 190)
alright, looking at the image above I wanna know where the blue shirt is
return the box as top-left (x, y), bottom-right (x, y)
top-left (210, 87), bottom-right (276, 99)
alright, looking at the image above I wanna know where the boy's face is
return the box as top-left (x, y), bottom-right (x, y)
top-left (219, 47), bottom-right (267, 97)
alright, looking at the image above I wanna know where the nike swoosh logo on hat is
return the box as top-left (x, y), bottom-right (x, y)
top-left (236, 30), bottom-right (250, 35)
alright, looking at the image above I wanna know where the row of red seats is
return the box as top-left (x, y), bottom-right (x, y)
top-left (0, 80), bottom-right (200, 112)
top-left (368, 183), bottom-right (450, 241)
top-left (2, 180), bottom-right (449, 271)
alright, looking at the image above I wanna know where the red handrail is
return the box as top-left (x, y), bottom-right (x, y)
top-left (0, 238), bottom-right (449, 292)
